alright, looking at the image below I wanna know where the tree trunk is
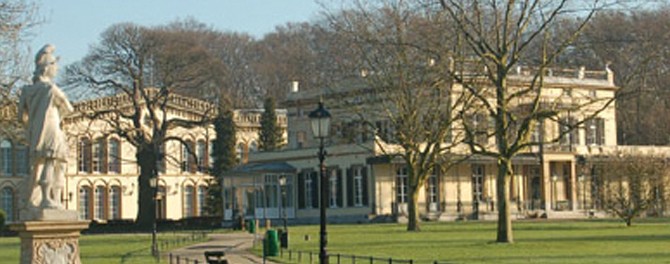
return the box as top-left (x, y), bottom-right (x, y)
top-left (407, 184), bottom-right (421, 232)
top-left (135, 146), bottom-right (158, 231)
top-left (496, 161), bottom-right (514, 243)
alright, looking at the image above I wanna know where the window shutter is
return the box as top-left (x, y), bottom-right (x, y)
top-left (311, 172), bottom-right (319, 209)
top-left (362, 167), bottom-right (369, 206)
top-left (597, 118), bottom-right (605, 145)
top-left (337, 169), bottom-right (343, 207)
top-left (298, 172), bottom-right (305, 209)
top-left (346, 168), bottom-right (354, 207)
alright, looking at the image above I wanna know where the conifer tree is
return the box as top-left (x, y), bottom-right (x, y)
top-left (258, 97), bottom-right (283, 151)
top-left (206, 104), bottom-right (237, 216)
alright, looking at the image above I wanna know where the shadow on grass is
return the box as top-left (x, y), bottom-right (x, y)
top-left (444, 252), bottom-right (670, 263)
top-left (523, 234), bottom-right (670, 243)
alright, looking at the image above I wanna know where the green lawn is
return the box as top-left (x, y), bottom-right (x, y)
top-left (0, 231), bottom-right (206, 264)
top-left (269, 219), bottom-right (670, 264)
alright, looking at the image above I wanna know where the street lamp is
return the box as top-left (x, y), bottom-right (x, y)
top-left (149, 177), bottom-right (158, 257)
top-left (278, 175), bottom-right (288, 232)
top-left (309, 101), bottom-right (331, 264)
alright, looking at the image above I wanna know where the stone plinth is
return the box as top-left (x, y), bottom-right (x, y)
top-left (10, 220), bottom-right (89, 264)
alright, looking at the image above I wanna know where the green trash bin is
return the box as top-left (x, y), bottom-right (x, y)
top-left (247, 219), bottom-right (256, 234)
top-left (264, 229), bottom-right (280, 257)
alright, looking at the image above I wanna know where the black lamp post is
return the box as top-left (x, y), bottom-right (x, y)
top-left (309, 101), bottom-right (331, 264)
top-left (278, 175), bottom-right (289, 249)
top-left (150, 177), bottom-right (158, 257)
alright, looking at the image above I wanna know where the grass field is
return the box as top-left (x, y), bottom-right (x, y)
top-left (269, 219), bottom-right (670, 264)
top-left (0, 231), bottom-right (205, 264)
top-left (1, 219), bottom-right (668, 263)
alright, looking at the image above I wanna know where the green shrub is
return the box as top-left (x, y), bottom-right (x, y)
top-left (0, 209), bottom-right (5, 232)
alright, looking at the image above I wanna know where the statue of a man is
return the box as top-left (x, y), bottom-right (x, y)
top-left (18, 44), bottom-right (73, 212)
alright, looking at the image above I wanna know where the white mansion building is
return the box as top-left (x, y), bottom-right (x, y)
top-left (0, 92), bottom-right (286, 223)
top-left (222, 66), bottom-right (670, 224)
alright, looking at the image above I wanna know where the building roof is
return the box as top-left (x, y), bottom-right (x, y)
top-left (226, 161), bottom-right (297, 176)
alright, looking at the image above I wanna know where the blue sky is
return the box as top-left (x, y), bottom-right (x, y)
top-left (31, 0), bottom-right (323, 66)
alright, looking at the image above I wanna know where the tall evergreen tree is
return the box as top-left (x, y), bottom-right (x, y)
top-left (206, 103), bottom-right (238, 216)
top-left (258, 97), bottom-right (284, 151)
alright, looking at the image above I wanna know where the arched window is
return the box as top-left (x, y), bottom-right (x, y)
top-left (196, 140), bottom-right (207, 173)
top-left (158, 143), bottom-right (166, 174)
top-left (157, 186), bottom-right (166, 219)
top-left (79, 186), bottom-right (92, 220)
top-left (197, 186), bottom-right (207, 216)
top-left (108, 138), bottom-right (121, 174)
top-left (181, 140), bottom-right (195, 173)
top-left (109, 186), bottom-right (121, 220)
top-left (1, 187), bottom-right (15, 222)
top-left (92, 138), bottom-right (106, 173)
top-left (208, 143), bottom-right (214, 168)
top-left (94, 186), bottom-right (106, 220)
top-left (235, 143), bottom-right (244, 162)
top-left (15, 143), bottom-right (28, 176)
top-left (1, 140), bottom-right (13, 176)
top-left (249, 141), bottom-right (258, 153)
top-left (184, 185), bottom-right (195, 218)
top-left (78, 138), bottom-right (92, 173)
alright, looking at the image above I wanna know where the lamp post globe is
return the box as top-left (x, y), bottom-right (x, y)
top-left (308, 101), bottom-right (331, 264)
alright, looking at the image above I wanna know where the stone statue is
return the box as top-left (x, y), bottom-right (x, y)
top-left (18, 44), bottom-right (73, 214)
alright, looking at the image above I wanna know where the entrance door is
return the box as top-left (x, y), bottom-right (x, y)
top-left (472, 165), bottom-right (484, 216)
top-left (529, 166), bottom-right (542, 210)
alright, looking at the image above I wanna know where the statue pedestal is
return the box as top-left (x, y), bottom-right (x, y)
top-left (10, 220), bottom-right (89, 264)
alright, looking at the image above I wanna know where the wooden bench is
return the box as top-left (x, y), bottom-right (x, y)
top-left (204, 251), bottom-right (227, 264)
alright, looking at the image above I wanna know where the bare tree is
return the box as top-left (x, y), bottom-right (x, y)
top-left (438, 0), bottom-right (613, 243)
top-left (0, 0), bottom-right (40, 131)
top-left (327, 0), bottom-right (468, 231)
top-left (598, 152), bottom-right (670, 226)
top-left (64, 22), bottom-right (222, 229)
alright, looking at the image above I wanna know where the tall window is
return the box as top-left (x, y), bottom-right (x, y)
top-left (79, 186), bottom-right (91, 220)
top-left (1, 140), bottom-right (12, 175)
top-left (559, 117), bottom-right (579, 145)
top-left (585, 118), bottom-right (605, 145)
top-left (328, 169), bottom-right (342, 208)
top-left (158, 144), bottom-right (166, 174)
top-left (298, 171), bottom-right (318, 209)
top-left (184, 185), bottom-right (195, 217)
top-left (78, 138), bottom-right (92, 173)
top-left (15, 144), bottom-right (28, 176)
top-left (94, 186), bottom-right (105, 220)
top-left (428, 173), bottom-right (438, 210)
top-left (181, 141), bottom-right (195, 173)
top-left (196, 140), bottom-right (207, 173)
top-left (198, 186), bottom-right (207, 216)
top-left (109, 186), bottom-right (121, 219)
top-left (472, 165), bottom-right (485, 203)
top-left (208, 143), bottom-right (214, 168)
top-left (1, 187), bottom-right (14, 222)
top-left (396, 167), bottom-right (408, 204)
top-left (249, 141), bottom-right (258, 153)
top-left (348, 166), bottom-right (368, 207)
top-left (235, 143), bottom-right (244, 162)
top-left (108, 138), bottom-right (121, 173)
top-left (264, 175), bottom-right (278, 208)
top-left (92, 138), bottom-right (105, 173)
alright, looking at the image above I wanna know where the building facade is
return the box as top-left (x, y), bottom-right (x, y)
top-left (0, 92), bottom-right (287, 223)
top-left (224, 66), bottom-right (669, 225)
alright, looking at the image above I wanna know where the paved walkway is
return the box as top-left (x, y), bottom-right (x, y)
top-left (166, 232), bottom-right (278, 264)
